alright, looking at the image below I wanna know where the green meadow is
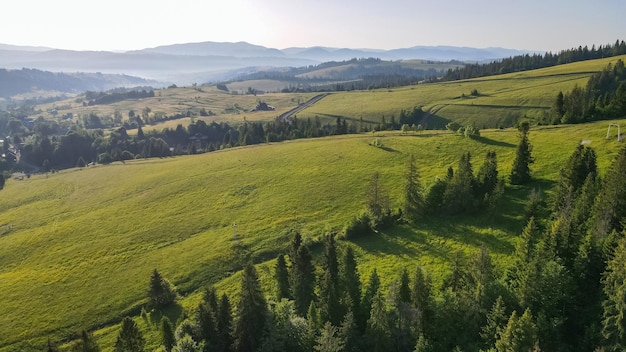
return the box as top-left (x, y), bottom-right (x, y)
top-left (2, 115), bottom-right (626, 350)
top-left (296, 55), bottom-right (626, 128)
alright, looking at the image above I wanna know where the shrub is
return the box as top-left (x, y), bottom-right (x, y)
top-left (342, 213), bottom-right (372, 240)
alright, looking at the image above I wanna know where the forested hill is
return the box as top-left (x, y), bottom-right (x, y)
top-left (443, 39), bottom-right (626, 81)
top-left (0, 68), bottom-right (154, 98)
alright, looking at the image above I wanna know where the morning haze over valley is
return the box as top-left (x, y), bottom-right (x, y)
top-left (2, 1), bottom-right (626, 352)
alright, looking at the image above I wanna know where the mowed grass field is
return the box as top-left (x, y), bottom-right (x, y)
top-left (296, 55), bottom-right (626, 128)
top-left (2, 116), bottom-right (626, 351)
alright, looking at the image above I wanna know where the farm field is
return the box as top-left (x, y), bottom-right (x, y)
top-left (2, 116), bottom-right (626, 351)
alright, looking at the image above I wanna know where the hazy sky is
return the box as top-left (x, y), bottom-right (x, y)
top-left (2, 0), bottom-right (624, 52)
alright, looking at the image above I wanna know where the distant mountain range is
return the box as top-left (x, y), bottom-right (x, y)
top-left (0, 41), bottom-right (534, 99)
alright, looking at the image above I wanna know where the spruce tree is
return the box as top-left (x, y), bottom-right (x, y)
top-left (340, 246), bottom-right (361, 319)
top-left (291, 243), bottom-right (316, 316)
top-left (339, 310), bottom-right (358, 352)
top-left (509, 122), bottom-right (534, 185)
top-left (366, 290), bottom-right (391, 352)
top-left (360, 269), bottom-right (381, 333)
top-left (314, 322), bottom-right (344, 352)
top-left (319, 233), bottom-right (342, 325)
top-left (601, 234), bottom-right (626, 351)
top-left (274, 254), bottom-right (291, 300)
top-left (411, 266), bottom-right (433, 335)
top-left (404, 155), bottom-right (424, 222)
top-left (476, 150), bottom-right (498, 200)
top-left (161, 317), bottom-right (176, 352)
top-left (398, 268), bottom-right (412, 304)
top-left (148, 269), bottom-right (177, 309)
top-left (480, 295), bottom-right (507, 349)
top-left (114, 317), bottom-right (145, 352)
top-left (233, 263), bottom-right (268, 352)
top-left (217, 294), bottom-right (233, 352)
top-left (197, 301), bottom-right (217, 350)
top-left (495, 309), bottom-right (537, 352)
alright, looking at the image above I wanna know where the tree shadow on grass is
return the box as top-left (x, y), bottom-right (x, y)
top-left (148, 302), bottom-right (184, 327)
top-left (474, 136), bottom-right (516, 148)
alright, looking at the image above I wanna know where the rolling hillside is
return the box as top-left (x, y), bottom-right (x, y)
top-left (1, 118), bottom-right (625, 351)
top-left (295, 55), bottom-right (626, 128)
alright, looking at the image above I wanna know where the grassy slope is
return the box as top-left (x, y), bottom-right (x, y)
top-left (38, 86), bottom-right (318, 131)
top-left (2, 116), bottom-right (626, 351)
top-left (296, 55), bottom-right (626, 128)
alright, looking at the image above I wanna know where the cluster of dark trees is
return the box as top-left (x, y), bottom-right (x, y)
top-left (4, 111), bottom-right (375, 173)
top-left (549, 59), bottom-right (626, 124)
top-left (83, 89), bottom-right (155, 106)
top-left (443, 40), bottom-right (626, 81)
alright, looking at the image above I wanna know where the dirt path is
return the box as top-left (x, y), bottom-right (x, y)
top-left (278, 93), bottom-right (329, 120)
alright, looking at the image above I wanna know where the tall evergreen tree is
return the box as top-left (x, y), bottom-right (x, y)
top-left (148, 269), bottom-right (177, 309)
top-left (443, 152), bottom-right (476, 214)
top-left (366, 290), bottom-right (391, 352)
top-left (339, 310), bottom-right (359, 352)
top-left (217, 294), bottom-right (233, 352)
top-left (476, 150), bottom-right (498, 201)
top-left (233, 263), bottom-right (268, 352)
top-left (291, 243), bottom-right (316, 316)
top-left (592, 144), bottom-right (626, 238)
top-left (601, 234), bottom-right (626, 351)
top-left (319, 233), bottom-right (343, 325)
top-left (274, 254), bottom-right (291, 300)
top-left (340, 246), bottom-right (361, 319)
top-left (509, 122), bottom-right (534, 185)
top-left (411, 266), bottom-right (433, 335)
top-left (314, 322), bottom-right (344, 352)
top-left (480, 295), bottom-right (507, 350)
top-left (197, 301), bottom-right (217, 350)
top-left (114, 317), bottom-right (145, 352)
top-left (404, 154), bottom-right (424, 222)
top-left (495, 309), bottom-right (537, 352)
top-left (360, 269), bottom-right (381, 333)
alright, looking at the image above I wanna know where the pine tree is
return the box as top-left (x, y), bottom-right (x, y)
top-left (443, 152), bottom-right (476, 214)
top-left (148, 269), bottom-right (177, 309)
top-left (398, 268), bottom-right (412, 304)
top-left (366, 290), bottom-right (391, 352)
top-left (319, 233), bottom-right (343, 325)
top-left (495, 309), bottom-right (537, 352)
top-left (314, 322), bottom-right (344, 352)
top-left (197, 301), bottom-right (217, 349)
top-left (275, 254), bottom-right (291, 300)
top-left (161, 317), bottom-right (176, 352)
top-left (233, 263), bottom-right (268, 352)
top-left (480, 296), bottom-right (507, 349)
top-left (291, 243), bottom-right (316, 316)
top-left (172, 334), bottom-right (204, 352)
top-left (340, 246), bottom-right (361, 319)
top-left (476, 150), bottom-right (498, 200)
top-left (217, 294), bottom-right (233, 352)
top-left (591, 144), bottom-right (626, 238)
top-left (413, 334), bottom-right (432, 352)
top-left (411, 266), bottom-right (433, 335)
top-left (307, 301), bottom-right (322, 348)
top-left (114, 317), bottom-right (145, 352)
top-left (360, 269), bottom-right (381, 333)
top-left (339, 310), bottom-right (358, 352)
top-left (404, 155), bottom-right (424, 222)
top-left (601, 234), bottom-right (626, 351)
top-left (509, 122), bottom-right (534, 185)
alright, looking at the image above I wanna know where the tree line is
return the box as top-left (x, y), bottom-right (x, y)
top-left (548, 59), bottom-right (626, 124)
top-left (442, 39), bottom-right (626, 81)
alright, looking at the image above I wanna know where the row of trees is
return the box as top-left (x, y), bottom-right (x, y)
top-left (550, 59), bottom-right (626, 124)
top-left (443, 40), bottom-right (626, 81)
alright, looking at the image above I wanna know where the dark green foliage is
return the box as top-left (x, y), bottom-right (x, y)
top-left (161, 317), bottom-right (176, 352)
top-left (319, 233), bottom-right (343, 326)
top-left (340, 246), bottom-right (361, 321)
top-left (233, 263), bottom-right (268, 352)
top-left (403, 155), bottom-right (425, 222)
top-left (314, 322), bottom-right (344, 352)
top-left (366, 290), bottom-right (391, 352)
top-left (360, 269), bottom-right (381, 334)
top-left (274, 254), bottom-right (291, 300)
top-left (476, 150), bottom-right (498, 200)
top-left (290, 239), bottom-right (316, 316)
top-left (148, 269), bottom-right (177, 309)
top-left (217, 294), bottom-right (233, 352)
top-left (196, 301), bottom-right (217, 350)
top-left (413, 334), bottom-right (432, 352)
top-left (366, 172), bottom-right (391, 226)
top-left (424, 177), bottom-right (447, 215)
top-left (591, 144), bottom-right (626, 238)
top-left (339, 310), bottom-right (359, 352)
top-left (398, 268), bottom-right (412, 305)
top-left (480, 296), bottom-right (507, 349)
top-left (495, 309), bottom-right (537, 352)
top-left (601, 234), bottom-right (626, 351)
top-left (509, 123), bottom-right (533, 185)
top-left (342, 213), bottom-right (373, 240)
top-left (114, 317), bottom-right (145, 352)
top-left (411, 266), bottom-right (433, 335)
top-left (0, 172), bottom-right (4, 190)
top-left (443, 152), bottom-right (476, 214)
top-left (45, 338), bottom-right (59, 352)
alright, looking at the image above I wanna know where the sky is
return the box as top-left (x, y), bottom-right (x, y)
top-left (1, 0), bottom-right (625, 52)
